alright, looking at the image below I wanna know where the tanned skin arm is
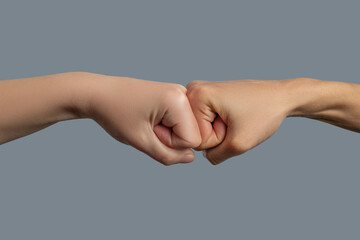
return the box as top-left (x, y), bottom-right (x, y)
top-left (186, 78), bottom-right (360, 164)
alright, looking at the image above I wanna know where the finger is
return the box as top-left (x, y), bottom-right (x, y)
top-left (211, 115), bottom-right (227, 147)
top-left (154, 124), bottom-right (196, 149)
top-left (130, 126), bottom-right (196, 165)
top-left (185, 82), bottom-right (227, 150)
top-left (190, 103), bottom-right (226, 150)
top-left (204, 129), bottom-right (246, 165)
top-left (158, 93), bottom-right (201, 149)
top-left (143, 131), bottom-right (196, 165)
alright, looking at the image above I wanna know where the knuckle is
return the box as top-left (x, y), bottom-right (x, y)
top-left (164, 84), bottom-right (187, 101)
top-left (186, 80), bottom-right (205, 90)
top-left (175, 83), bottom-right (187, 93)
top-left (161, 157), bottom-right (176, 166)
top-left (185, 138), bottom-right (201, 150)
top-left (150, 146), bottom-right (171, 166)
top-left (156, 152), bottom-right (177, 166)
top-left (170, 83), bottom-right (187, 94)
top-left (192, 135), bottom-right (202, 148)
top-left (163, 86), bottom-right (190, 110)
top-left (185, 133), bottom-right (202, 150)
top-left (186, 83), bottom-right (210, 103)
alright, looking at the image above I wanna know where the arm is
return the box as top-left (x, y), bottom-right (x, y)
top-left (286, 78), bottom-right (360, 132)
top-left (0, 72), bottom-right (84, 144)
top-left (0, 72), bottom-right (201, 165)
top-left (186, 78), bottom-right (360, 165)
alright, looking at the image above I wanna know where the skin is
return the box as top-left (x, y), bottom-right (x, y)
top-left (186, 78), bottom-right (360, 165)
top-left (0, 72), bottom-right (201, 165)
top-left (1, 73), bottom-right (359, 166)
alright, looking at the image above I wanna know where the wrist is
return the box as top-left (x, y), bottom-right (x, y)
top-left (57, 72), bottom-right (100, 120)
top-left (282, 78), bottom-right (351, 120)
top-left (66, 72), bottom-right (132, 121)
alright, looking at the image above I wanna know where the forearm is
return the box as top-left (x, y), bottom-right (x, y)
top-left (285, 78), bottom-right (360, 132)
top-left (0, 72), bottom-right (91, 144)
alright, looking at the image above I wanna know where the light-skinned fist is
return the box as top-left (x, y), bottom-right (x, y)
top-left (82, 74), bottom-right (201, 165)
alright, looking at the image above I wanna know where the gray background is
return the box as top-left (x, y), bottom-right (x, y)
top-left (0, 0), bottom-right (359, 239)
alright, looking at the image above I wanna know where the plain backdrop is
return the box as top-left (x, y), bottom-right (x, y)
top-left (1, 0), bottom-right (359, 239)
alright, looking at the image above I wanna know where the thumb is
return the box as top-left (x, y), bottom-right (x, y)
top-left (194, 114), bottom-right (227, 150)
top-left (154, 124), bottom-right (198, 149)
top-left (137, 130), bottom-right (196, 165)
top-left (154, 92), bottom-right (202, 149)
top-left (185, 84), bottom-right (226, 150)
top-left (204, 128), bottom-right (247, 165)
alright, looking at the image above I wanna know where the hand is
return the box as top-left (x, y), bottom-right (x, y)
top-left (84, 74), bottom-right (201, 165)
top-left (186, 79), bottom-right (294, 165)
top-left (3, 72), bottom-right (357, 165)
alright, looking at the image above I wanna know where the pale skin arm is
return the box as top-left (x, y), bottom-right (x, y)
top-left (0, 72), bottom-right (83, 143)
top-left (0, 72), bottom-right (201, 165)
top-left (186, 78), bottom-right (360, 164)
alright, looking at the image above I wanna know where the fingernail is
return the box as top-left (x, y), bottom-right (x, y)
top-left (182, 153), bottom-right (194, 163)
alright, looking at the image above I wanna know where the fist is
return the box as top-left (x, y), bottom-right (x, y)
top-left (186, 79), bottom-right (292, 164)
top-left (86, 74), bottom-right (201, 165)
